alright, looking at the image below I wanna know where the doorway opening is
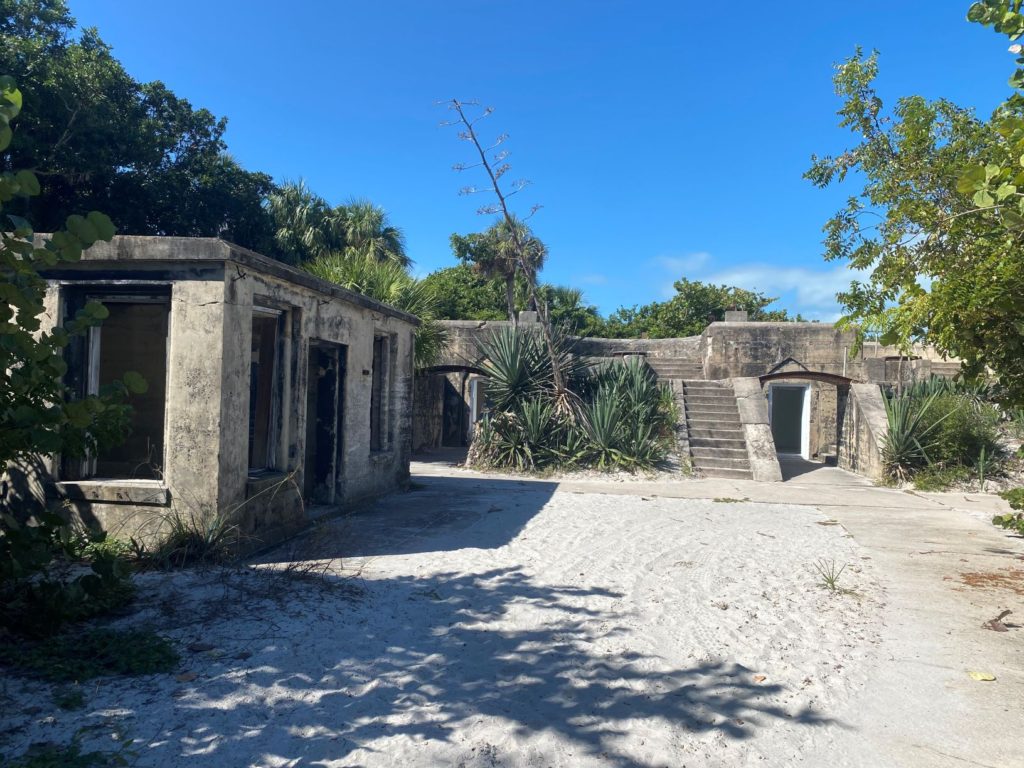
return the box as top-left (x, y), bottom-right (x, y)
top-left (768, 383), bottom-right (810, 458)
top-left (304, 342), bottom-right (347, 505)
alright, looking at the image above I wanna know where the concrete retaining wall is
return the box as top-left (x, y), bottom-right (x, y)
top-left (839, 383), bottom-right (889, 482)
top-left (731, 377), bottom-right (783, 482)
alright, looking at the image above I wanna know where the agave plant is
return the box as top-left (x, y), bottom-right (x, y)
top-left (881, 391), bottom-right (950, 481)
top-left (477, 327), bottom-right (549, 412)
top-left (579, 390), bottom-right (624, 469)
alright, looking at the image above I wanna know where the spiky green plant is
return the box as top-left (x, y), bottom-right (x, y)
top-left (477, 326), bottom-right (548, 412)
top-left (881, 391), bottom-right (949, 481)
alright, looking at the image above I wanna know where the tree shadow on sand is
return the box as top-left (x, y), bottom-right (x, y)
top-left (113, 563), bottom-right (840, 767)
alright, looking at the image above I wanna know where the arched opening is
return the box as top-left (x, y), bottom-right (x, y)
top-left (758, 371), bottom-right (855, 475)
top-left (414, 365), bottom-right (490, 452)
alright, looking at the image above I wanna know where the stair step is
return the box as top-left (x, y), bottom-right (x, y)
top-left (688, 426), bottom-right (746, 440)
top-left (685, 400), bottom-right (739, 409)
top-left (687, 417), bottom-right (743, 429)
top-left (692, 448), bottom-right (749, 460)
top-left (693, 455), bottom-right (751, 470)
top-left (689, 436), bottom-right (747, 449)
top-left (686, 405), bottom-right (741, 416)
top-left (697, 466), bottom-right (754, 479)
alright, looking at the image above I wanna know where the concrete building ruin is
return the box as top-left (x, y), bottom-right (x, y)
top-left (31, 236), bottom-right (417, 550)
top-left (414, 313), bottom-right (961, 483)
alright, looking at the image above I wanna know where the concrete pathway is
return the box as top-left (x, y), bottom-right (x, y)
top-left (410, 453), bottom-right (1024, 767)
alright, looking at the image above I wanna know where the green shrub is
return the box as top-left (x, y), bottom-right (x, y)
top-left (882, 386), bottom-right (1004, 484)
top-left (140, 508), bottom-right (238, 568)
top-left (0, 511), bottom-right (135, 638)
top-left (1000, 487), bottom-right (1024, 510)
top-left (881, 391), bottom-right (946, 480)
top-left (471, 329), bottom-right (675, 473)
top-left (0, 627), bottom-right (178, 682)
top-left (993, 488), bottom-right (1024, 536)
top-left (912, 464), bottom-right (972, 491)
top-left (918, 393), bottom-right (1001, 468)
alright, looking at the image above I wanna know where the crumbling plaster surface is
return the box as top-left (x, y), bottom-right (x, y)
top-left (839, 383), bottom-right (889, 482)
top-left (732, 377), bottom-right (783, 482)
top-left (33, 236), bottom-right (417, 551)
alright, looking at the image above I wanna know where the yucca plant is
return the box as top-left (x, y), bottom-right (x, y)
top-left (881, 391), bottom-right (950, 482)
top-left (579, 390), bottom-right (625, 469)
top-left (477, 326), bottom-right (548, 412)
top-left (519, 399), bottom-right (559, 468)
top-left (470, 327), bottom-right (678, 473)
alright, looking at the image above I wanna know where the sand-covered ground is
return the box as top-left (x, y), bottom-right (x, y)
top-left (2, 463), bottom-right (1021, 767)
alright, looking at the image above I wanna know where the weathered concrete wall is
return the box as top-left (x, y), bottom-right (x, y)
top-left (839, 383), bottom-right (889, 482)
top-left (435, 320), bottom-right (703, 370)
top-left (732, 377), bottom-right (783, 482)
top-left (571, 335), bottom-right (703, 360)
top-left (412, 374), bottom-right (444, 452)
top-left (704, 323), bottom-right (862, 381)
top-left (34, 236), bottom-right (417, 552)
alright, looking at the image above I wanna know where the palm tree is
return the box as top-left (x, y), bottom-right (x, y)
top-left (451, 215), bottom-right (547, 321)
top-left (338, 200), bottom-right (410, 268)
top-left (265, 181), bottom-right (339, 264)
top-left (304, 252), bottom-right (446, 368)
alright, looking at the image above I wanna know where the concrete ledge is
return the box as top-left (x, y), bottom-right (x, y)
top-left (731, 377), bottom-right (783, 482)
top-left (54, 480), bottom-right (170, 507)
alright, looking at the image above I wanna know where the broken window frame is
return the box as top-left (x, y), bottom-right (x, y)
top-left (63, 288), bottom-right (172, 481)
top-left (369, 334), bottom-right (392, 453)
top-left (248, 306), bottom-right (285, 474)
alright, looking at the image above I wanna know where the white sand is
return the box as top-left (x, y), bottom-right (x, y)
top-left (1, 480), bottom-right (887, 767)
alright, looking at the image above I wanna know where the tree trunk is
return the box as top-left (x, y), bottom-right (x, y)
top-left (505, 275), bottom-right (516, 323)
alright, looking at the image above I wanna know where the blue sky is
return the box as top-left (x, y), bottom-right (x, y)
top-left (74, 1), bottom-right (1012, 319)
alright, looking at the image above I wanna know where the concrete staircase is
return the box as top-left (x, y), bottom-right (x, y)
top-left (646, 357), bottom-right (704, 382)
top-left (682, 380), bottom-right (753, 479)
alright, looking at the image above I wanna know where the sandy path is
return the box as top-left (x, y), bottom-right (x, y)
top-left (2, 462), bottom-right (1021, 767)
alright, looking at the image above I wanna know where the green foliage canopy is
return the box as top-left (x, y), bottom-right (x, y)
top-left (0, 75), bottom-right (142, 472)
top-left (808, 6), bottom-right (1024, 404)
top-left (0, 0), bottom-right (277, 253)
top-left (451, 216), bottom-right (547, 321)
top-left (601, 278), bottom-right (795, 339)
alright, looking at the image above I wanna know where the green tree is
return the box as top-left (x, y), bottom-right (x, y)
top-left (421, 264), bottom-right (509, 321)
top-left (1, 75), bottom-right (141, 638)
top-left (806, 31), bottom-right (1024, 403)
top-left (0, 0), bottom-right (275, 252)
top-left (602, 278), bottom-right (793, 338)
top-left (536, 284), bottom-right (604, 336)
top-left (450, 216), bottom-right (547, 321)
top-left (266, 181), bottom-right (341, 265)
top-left (0, 75), bottom-right (140, 471)
top-left (340, 200), bottom-right (410, 268)
top-left (304, 252), bottom-right (447, 368)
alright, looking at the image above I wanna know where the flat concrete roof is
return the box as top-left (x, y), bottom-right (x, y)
top-left (37, 235), bottom-right (420, 326)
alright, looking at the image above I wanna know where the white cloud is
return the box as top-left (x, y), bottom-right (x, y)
top-left (579, 273), bottom-right (608, 285)
top-left (654, 252), bottom-right (711, 274)
top-left (701, 264), bottom-right (869, 310)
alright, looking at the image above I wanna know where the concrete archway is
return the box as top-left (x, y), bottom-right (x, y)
top-left (757, 371), bottom-right (855, 466)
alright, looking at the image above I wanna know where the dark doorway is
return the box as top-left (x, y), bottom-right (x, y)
top-left (305, 343), bottom-right (346, 504)
top-left (770, 385), bottom-right (805, 456)
top-left (441, 377), bottom-right (467, 447)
